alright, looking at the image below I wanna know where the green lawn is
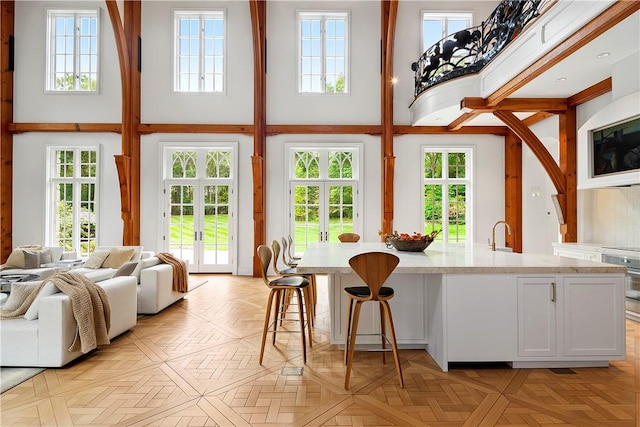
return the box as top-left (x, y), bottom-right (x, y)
top-left (170, 215), bottom-right (466, 251)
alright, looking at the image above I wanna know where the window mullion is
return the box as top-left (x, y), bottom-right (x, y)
top-left (74, 14), bottom-right (80, 90)
top-left (321, 19), bottom-right (327, 92)
top-left (199, 18), bottom-right (205, 92)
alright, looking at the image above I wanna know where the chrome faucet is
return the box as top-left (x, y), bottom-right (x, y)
top-left (491, 220), bottom-right (512, 251)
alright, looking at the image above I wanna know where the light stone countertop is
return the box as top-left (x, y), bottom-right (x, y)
top-left (296, 242), bottom-right (628, 275)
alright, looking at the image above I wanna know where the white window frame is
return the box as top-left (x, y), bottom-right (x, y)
top-left (46, 146), bottom-right (99, 256)
top-left (46, 9), bottom-right (100, 92)
top-left (422, 146), bottom-right (473, 244)
top-left (297, 11), bottom-right (349, 94)
top-left (421, 11), bottom-right (473, 53)
top-left (173, 10), bottom-right (226, 93)
top-left (286, 143), bottom-right (363, 245)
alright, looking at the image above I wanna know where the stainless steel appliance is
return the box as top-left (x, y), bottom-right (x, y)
top-left (603, 248), bottom-right (640, 322)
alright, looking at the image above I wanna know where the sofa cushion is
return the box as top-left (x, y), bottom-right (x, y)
top-left (45, 247), bottom-right (64, 263)
top-left (23, 249), bottom-right (53, 268)
top-left (96, 246), bottom-right (143, 262)
top-left (2, 281), bottom-right (40, 311)
top-left (131, 256), bottom-right (159, 283)
top-left (102, 248), bottom-right (135, 268)
top-left (113, 261), bottom-right (138, 277)
top-left (75, 268), bottom-right (116, 282)
top-left (84, 249), bottom-right (111, 269)
top-left (3, 245), bottom-right (41, 268)
top-left (24, 281), bottom-right (60, 320)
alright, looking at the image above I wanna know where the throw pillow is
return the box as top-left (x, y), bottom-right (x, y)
top-left (24, 281), bottom-right (60, 321)
top-left (23, 250), bottom-right (40, 269)
top-left (1, 281), bottom-right (40, 311)
top-left (39, 249), bottom-right (53, 266)
top-left (22, 249), bottom-right (52, 268)
top-left (5, 249), bottom-right (25, 268)
top-left (84, 249), bottom-right (111, 269)
top-left (113, 261), bottom-right (138, 277)
top-left (102, 247), bottom-right (135, 269)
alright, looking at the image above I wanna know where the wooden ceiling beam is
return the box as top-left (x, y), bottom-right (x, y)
top-left (494, 110), bottom-right (566, 196)
top-left (448, 111), bottom-right (482, 131)
top-left (461, 97), bottom-right (568, 112)
top-left (394, 125), bottom-right (509, 135)
top-left (568, 76), bottom-right (612, 107)
top-left (266, 124), bottom-right (381, 136)
top-left (521, 112), bottom-right (555, 127)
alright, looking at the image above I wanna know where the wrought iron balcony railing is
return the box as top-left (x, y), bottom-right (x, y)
top-left (411, 0), bottom-right (549, 100)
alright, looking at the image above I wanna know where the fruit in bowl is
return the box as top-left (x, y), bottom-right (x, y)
top-left (378, 230), bottom-right (441, 252)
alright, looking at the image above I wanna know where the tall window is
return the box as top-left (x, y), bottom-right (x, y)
top-left (174, 10), bottom-right (225, 93)
top-left (289, 146), bottom-right (360, 254)
top-left (422, 12), bottom-right (472, 52)
top-left (46, 9), bottom-right (99, 92)
top-left (423, 148), bottom-right (472, 243)
top-left (298, 11), bottom-right (348, 94)
top-left (48, 148), bottom-right (98, 256)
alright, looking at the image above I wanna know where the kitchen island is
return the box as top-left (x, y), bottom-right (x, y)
top-left (296, 242), bottom-right (627, 371)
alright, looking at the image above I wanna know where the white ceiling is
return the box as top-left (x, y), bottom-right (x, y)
top-left (438, 10), bottom-right (640, 127)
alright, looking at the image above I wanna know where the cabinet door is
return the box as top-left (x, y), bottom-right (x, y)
top-left (563, 276), bottom-right (624, 357)
top-left (517, 277), bottom-right (557, 357)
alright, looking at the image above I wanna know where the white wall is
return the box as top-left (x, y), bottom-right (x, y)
top-left (14, 1), bottom-right (121, 122)
top-left (524, 117), bottom-right (561, 254)
top-left (12, 132), bottom-right (125, 248)
top-left (267, 1), bottom-right (381, 124)
top-left (11, 0), bottom-right (534, 274)
top-left (141, 1), bottom-right (254, 124)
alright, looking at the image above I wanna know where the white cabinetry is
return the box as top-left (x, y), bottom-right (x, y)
top-left (517, 277), bottom-right (557, 357)
top-left (516, 275), bottom-right (625, 367)
top-left (563, 276), bottom-right (624, 356)
top-left (553, 247), bottom-right (601, 262)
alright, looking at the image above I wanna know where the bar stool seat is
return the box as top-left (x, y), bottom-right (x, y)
top-left (343, 251), bottom-right (404, 390)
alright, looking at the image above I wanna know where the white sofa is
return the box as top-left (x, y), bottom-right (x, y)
top-left (135, 256), bottom-right (187, 314)
top-left (0, 275), bottom-right (138, 367)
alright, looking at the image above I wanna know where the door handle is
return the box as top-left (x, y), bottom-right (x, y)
top-left (194, 231), bottom-right (197, 241)
top-left (551, 282), bottom-right (556, 302)
top-left (200, 231), bottom-right (203, 240)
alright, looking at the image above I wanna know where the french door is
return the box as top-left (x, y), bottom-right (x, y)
top-left (164, 148), bottom-right (236, 273)
top-left (290, 181), bottom-right (357, 254)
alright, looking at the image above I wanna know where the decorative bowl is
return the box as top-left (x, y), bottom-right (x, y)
top-left (386, 237), bottom-right (433, 252)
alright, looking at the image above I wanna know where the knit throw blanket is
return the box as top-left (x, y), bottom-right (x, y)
top-left (156, 253), bottom-right (189, 293)
top-left (0, 272), bottom-right (111, 354)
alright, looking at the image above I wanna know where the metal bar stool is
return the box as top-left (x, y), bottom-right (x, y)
top-left (343, 251), bottom-right (404, 389)
top-left (257, 245), bottom-right (313, 364)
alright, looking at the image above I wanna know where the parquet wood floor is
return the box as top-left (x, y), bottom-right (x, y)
top-left (1, 274), bottom-right (638, 426)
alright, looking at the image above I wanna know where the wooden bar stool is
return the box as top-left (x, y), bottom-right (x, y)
top-left (343, 251), bottom-right (404, 389)
top-left (338, 232), bottom-right (361, 242)
top-left (272, 240), bottom-right (317, 324)
top-left (257, 245), bottom-right (313, 364)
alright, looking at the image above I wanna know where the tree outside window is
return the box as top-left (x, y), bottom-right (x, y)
top-left (423, 148), bottom-right (472, 243)
top-left (49, 148), bottom-right (98, 256)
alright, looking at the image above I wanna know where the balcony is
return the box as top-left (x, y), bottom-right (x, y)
top-left (408, 0), bottom-right (637, 127)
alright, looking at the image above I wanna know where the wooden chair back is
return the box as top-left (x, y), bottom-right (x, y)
top-left (338, 233), bottom-right (361, 243)
top-left (348, 252), bottom-right (399, 300)
top-left (257, 245), bottom-right (273, 286)
top-left (271, 240), bottom-right (285, 274)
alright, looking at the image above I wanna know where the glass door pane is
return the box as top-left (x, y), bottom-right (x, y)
top-left (169, 184), bottom-right (196, 266)
top-left (292, 183), bottom-right (323, 254)
top-left (327, 184), bottom-right (355, 242)
top-left (202, 183), bottom-right (231, 270)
